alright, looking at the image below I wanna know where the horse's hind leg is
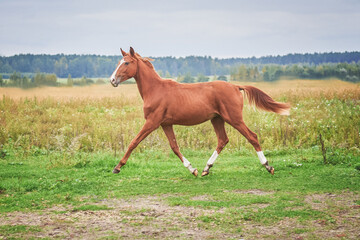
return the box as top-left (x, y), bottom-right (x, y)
top-left (201, 116), bottom-right (229, 177)
top-left (162, 125), bottom-right (198, 177)
top-left (227, 119), bottom-right (274, 175)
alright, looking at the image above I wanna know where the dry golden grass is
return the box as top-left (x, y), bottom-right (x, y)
top-left (0, 84), bottom-right (141, 101)
top-left (1, 78), bottom-right (357, 101)
top-left (233, 78), bottom-right (356, 90)
top-left (1, 79), bottom-right (359, 152)
top-left (232, 78), bottom-right (360, 98)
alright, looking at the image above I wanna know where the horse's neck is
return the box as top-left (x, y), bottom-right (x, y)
top-left (134, 61), bottom-right (162, 100)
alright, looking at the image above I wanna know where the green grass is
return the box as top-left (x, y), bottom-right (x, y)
top-left (0, 148), bottom-right (359, 239)
top-left (0, 225), bottom-right (41, 238)
top-left (0, 148), bottom-right (359, 214)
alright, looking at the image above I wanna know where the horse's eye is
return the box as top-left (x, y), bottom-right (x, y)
top-left (125, 62), bottom-right (129, 65)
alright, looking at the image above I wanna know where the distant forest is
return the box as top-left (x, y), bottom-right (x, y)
top-left (1, 51), bottom-right (360, 86)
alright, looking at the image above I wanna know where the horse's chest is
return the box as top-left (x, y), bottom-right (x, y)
top-left (143, 106), bottom-right (153, 118)
top-left (143, 104), bottom-right (163, 119)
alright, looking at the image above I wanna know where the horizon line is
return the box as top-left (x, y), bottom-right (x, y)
top-left (1, 50), bottom-right (359, 59)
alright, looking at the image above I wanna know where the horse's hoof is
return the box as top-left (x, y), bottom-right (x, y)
top-left (265, 165), bottom-right (274, 175)
top-left (112, 168), bottom-right (120, 174)
top-left (267, 167), bottom-right (274, 175)
top-left (193, 169), bottom-right (198, 177)
top-left (201, 171), bottom-right (209, 177)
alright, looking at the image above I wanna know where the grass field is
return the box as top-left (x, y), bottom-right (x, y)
top-left (0, 79), bottom-right (359, 239)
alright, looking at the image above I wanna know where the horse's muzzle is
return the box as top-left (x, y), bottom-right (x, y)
top-left (110, 78), bottom-right (119, 87)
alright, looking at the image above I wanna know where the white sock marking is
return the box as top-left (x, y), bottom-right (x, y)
top-left (203, 150), bottom-right (218, 172)
top-left (182, 156), bottom-right (195, 173)
top-left (207, 150), bottom-right (218, 166)
top-left (257, 151), bottom-right (267, 165)
top-left (183, 157), bottom-right (190, 168)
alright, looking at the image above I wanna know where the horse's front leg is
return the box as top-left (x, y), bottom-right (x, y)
top-left (113, 120), bottom-right (159, 174)
top-left (162, 124), bottom-right (198, 177)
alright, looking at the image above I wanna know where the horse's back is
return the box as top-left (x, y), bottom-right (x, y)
top-left (163, 80), bottom-right (238, 94)
top-left (158, 80), bottom-right (243, 125)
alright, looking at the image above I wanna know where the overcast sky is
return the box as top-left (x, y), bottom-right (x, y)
top-left (1, 0), bottom-right (359, 58)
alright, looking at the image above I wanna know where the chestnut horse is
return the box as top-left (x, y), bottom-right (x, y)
top-left (110, 47), bottom-right (290, 177)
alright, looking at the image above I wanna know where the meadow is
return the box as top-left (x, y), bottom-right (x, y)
top-left (1, 79), bottom-right (359, 153)
top-left (0, 79), bottom-right (359, 239)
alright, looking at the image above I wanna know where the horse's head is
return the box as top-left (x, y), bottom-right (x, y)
top-left (110, 47), bottom-right (138, 87)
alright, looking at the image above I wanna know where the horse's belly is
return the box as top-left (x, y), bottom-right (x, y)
top-left (165, 108), bottom-right (218, 126)
top-left (161, 88), bottom-right (221, 125)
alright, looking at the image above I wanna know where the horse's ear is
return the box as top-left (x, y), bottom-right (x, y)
top-left (130, 47), bottom-right (135, 57)
top-left (120, 48), bottom-right (127, 56)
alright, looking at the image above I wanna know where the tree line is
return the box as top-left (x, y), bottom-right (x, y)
top-left (0, 72), bottom-right (106, 88)
top-left (230, 62), bottom-right (360, 82)
top-left (1, 51), bottom-right (359, 79)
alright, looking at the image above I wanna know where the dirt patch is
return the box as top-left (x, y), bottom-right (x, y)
top-left (1, 192), bottom-right (359, 239)
top-left (190, 194), bottom-right (218, 201)
top-left (241, 191), bottom-right (360, 240)
top-left (303, 191), bottom-right (360, 240)
top-left (305, 191), bottom-right (359, 211)
top-left (0, 195), bottom-right (240, 239)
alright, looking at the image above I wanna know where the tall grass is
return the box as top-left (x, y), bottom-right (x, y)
top-left (0, 80), bottom-right (359, 156)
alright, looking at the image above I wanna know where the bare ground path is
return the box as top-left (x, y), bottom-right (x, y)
top-left (1, 191), bottom-right (359, 239)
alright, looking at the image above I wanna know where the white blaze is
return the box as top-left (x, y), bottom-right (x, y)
top-left (110, 59), bottom-right (125, 81)
top-left (257, 151), bottom-right (267, 165)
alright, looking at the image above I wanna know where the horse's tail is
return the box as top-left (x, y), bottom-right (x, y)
top-left (239, 86), bottom-right (290, 115)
